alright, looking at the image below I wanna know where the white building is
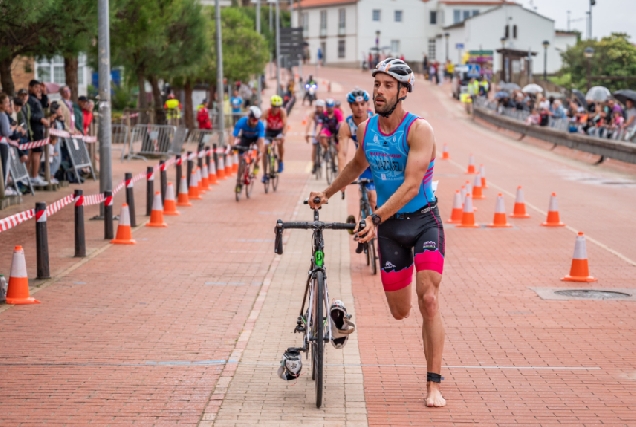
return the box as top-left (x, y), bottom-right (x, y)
top-left (292, 0), bottom-right (577, 76)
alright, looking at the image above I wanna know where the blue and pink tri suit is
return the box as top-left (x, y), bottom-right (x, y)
top-left (362, 112), bottom-right (445, 291)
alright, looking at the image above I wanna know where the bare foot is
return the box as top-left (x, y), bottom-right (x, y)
top-left (426, 382), bottom-right (446, 407)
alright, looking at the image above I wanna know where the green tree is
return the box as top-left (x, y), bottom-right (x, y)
top-left (559, 33), bottom-right (636, 93)
top-left (0, 0), bottom-right (59, 95)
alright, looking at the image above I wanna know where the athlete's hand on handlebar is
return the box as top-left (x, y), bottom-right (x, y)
top-left (354, 215), bottom-right (375, 244)
top-left (308, 192), bottom-right (328, 209)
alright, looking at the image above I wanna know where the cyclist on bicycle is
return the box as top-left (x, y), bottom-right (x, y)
top-left (317, 99), bottom-right (343, 173)
top-left (338, 89), bottom-right (376, 209)
top-left (309, 58), bottom-right (446, 407)
top-left (305, 99), bottom-right (326, 173)
top-left (232, 106), bottom-right (265, 193)
top-left (263, 95), bottom-right (287, 179)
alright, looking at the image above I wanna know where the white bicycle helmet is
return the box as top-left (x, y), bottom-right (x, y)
top-left (315, 99), bottom-right (326, 108)
top-left (248, 105), bottom-right (262, 119)
top-left (372, 57), bottom-right (415, 92)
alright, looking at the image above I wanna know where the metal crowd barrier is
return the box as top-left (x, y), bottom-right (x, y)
top-left (64, 137), bottom-right (96, 182)
top-left (6, 146), bottom-right (34, 196)
top-left (126, 124), bottom-right (179, 160)
top-left (112, 124), bottom-right (129, 161)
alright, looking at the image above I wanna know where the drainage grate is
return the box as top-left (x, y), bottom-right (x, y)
top-left (554, 290), bottom-right (632, 300)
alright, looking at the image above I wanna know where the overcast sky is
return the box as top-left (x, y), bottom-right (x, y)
top-left (517, 0), bottom-right (635, 41)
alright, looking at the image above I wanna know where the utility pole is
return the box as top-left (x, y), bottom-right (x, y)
top-left (215, 0), bottom-right (225, 146)
top-left (97, 0), bottom-right (112, 208)
top-left (256, 0), bottom-right (262, 108)
top-left (276, 0), bottom-right (281, 96)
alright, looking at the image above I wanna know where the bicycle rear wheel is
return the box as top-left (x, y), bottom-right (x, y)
top-left (324, 151), bottom-right (332, 184)
top-left (245, 167), bottom-right (254, 199)
top-left (314, 145), bottom-right (322, 180)
top-left (312, 270), bottom-right (325, 408)
top-left (263, 152), bottom-right (271, 194)
top-left (235, 157), bottom-right (244, 202)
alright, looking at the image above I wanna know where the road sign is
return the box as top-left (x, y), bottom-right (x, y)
top-left (466, 63), bottom-right (481, 78)
top-left (455, 43), bottom-right (465, 50)
top-left (280, 27), bottom-right (304, 57)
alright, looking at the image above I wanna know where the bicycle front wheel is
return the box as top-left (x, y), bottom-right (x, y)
top-left (312, 270), bottom-right (325, 408)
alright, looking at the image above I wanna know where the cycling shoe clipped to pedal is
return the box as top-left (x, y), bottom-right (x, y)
top-left (330, 300), bottom-right (356, 349)
top-left (278, 348), bottom-right (302, 380)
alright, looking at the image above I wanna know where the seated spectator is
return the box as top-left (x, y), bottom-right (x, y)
top-left (552, 100), bottom-right (566, 119)
top-left (608, 110), bottom-right (624, 138)
top-left (624, 99), bottom-right (636, 141)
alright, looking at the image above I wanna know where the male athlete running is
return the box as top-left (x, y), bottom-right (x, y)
top-left (263, 95), bottom-right (287, 178)
top-left (309, 58), bottom-right (446, 407)
top-left (305, 99), bottom-right (325, 173)
top-left (337, 89), bottom-right (376, 210)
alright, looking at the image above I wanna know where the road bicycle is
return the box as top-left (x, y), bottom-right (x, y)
top-left (314, 135), bottom-right (337, 184)
top-left (232, 145), bottom-right (257, 202)
top-left (263, 136), bottom-right (280, 194)
top-left (274, 198), bottom-right (359, 408)
top-left (349, 179), bottom-right (378, 275)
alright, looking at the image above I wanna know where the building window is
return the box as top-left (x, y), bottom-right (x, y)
top-left (463, 10), bottom-right (470, 20)
top-left (338, 40), bottom-right (346, 58)
top-left (505, 25), bottom-right (509, 39)
top-left (395, 10), bottom-right (403, 22)
top-left (428, 38), bottom-right (436, 60)
top-left (338, 8), bottom-right (346, 34)
top-left (429, 11), bottom-right (437, 24)
top-left (302, 12), bottom-right (309, 35)
top-left (472, 10), bottom-right (479, 16)
top-left (390, 40), bottom-right (400, 55)
top-left (372, 9), bottom-right (381, 22)
top-left (453, 10), bottom-right (461, 24)
top-left (320, 10), bottom-right (327, 36)
top-left (35, 54), bottom-right (88, 87)
top-left (513, 24), bottom-right (518, 39)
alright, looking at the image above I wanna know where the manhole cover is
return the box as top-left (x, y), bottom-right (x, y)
top-left (554, 290), bottom-right (632, 300)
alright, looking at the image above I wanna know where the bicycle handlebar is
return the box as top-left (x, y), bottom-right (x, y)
top-left (350, 179), bottom-right (372, 185)
top-left (278, 221), bottom-right (355, 231)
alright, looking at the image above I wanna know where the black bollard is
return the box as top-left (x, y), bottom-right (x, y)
top-left (125, 172), bottom-right (136, 227)
top-left (175, 155), bottom-right (182, 196)
top-left (35, 202), bottom-right (50, 279)
top-left (104, 191), bottom-right (114, 240)
top-left (186, 152), bottom-right (193, 190)
top-left (197, 150), bottom-right (203, 170)
top-left (212, 144), bottom-right (218, 173)
top-left (146, 166), bottom-right (154, 216)
top-left (74, 190), bottom-right (86, 258)
top-left (159, 160), bottom-right (167, 204)
top-left (205, 146), bottom-right (211, 175)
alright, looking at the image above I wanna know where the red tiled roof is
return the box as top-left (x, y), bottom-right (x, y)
top-left (297, 0), bottom-right (358, 7)
top-left (440, 0), bottom-right (516, 5)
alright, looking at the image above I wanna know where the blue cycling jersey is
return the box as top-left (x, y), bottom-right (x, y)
top-left (347, 111), bottom-right (375, 184)
top-left (362, 112), bottom-right (435, 214)
top-left (233, 116), bottom-right (265, 139)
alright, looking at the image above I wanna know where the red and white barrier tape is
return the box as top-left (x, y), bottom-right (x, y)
top-left (83, 193), bottom-right (105, 206)
top-left (46, 194), bottom-right (75, 216)
top-left (0, 209), bottom-right (35, 233)
top-left (6, 137), bottom-right (49, 149)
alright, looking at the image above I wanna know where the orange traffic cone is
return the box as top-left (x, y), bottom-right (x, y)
top-left (208, 160), bottom-right (218, 185)
top-left (177, 175), bottom-right (192, 207)
top-left (510, 186), bottom-right (530, 218)
top-left (164, 183), bottom-right (180, 216)
top-left (441, 144), bottom-right (450, 160)
top-left (111, 204), bottom-right (136, 244)
top-left (487, 194), bottom-right (512, 228)
top-left (457, 193), bottom-right (479, 228)
top-left (472, 173), bottom-right (485, 199)
top-left (561, 232), bottom-right (597, 282)
top-left (201, 163), bottom-right (210, 190)
top-left (196, 168), bottom-right (206, 194)
top-left (466, 154), bottom-right (476, 174)
top-left (480, 164), bottom-right (488, 188)
top-left (542, 193), bottom-right (565, 227)
top-left (464, 181), bottom-right (477, 211)
top-left (447, 190), bottom-right (463, 223)
top-left (5, 246), bottom-right (39, 305)
top-left (147, 191), bottom-right (168, 227)
top-left (188, 171), bottom-right (202, 200)
top-left (302, 118), bottom-right (307, 126)
top-left (225, 154), bottom-right (233, 176)
top-left (217, 156), bottom-right (226, 180)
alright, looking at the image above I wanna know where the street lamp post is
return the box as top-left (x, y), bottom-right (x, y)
top-left (275, 0), bottom-right (281, 96)
top-left (542, 40), bottom-right (549, 81)
top-left (97, 0), bottom-right (112, 214)
top-left (444, 33), bottom-right (449, 62)
top-left (500, 37), bottom-right (507, 82)
top-left (584, 46), bottom-right (594, 91)
top-left (215, 0), bottom-right (225, 145)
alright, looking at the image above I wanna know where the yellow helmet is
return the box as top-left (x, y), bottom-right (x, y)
top-left (271, 95), bottom-right (283, 107)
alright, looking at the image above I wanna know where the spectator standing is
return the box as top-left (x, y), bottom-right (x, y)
top-left (39, 82), bottom-right (50, 110)
top-left (0, 93), bottom-right (13, 192)
top-left (230, 89), bottom-right (243, 125)
top-left (77, 96), bottom-right (93, 135)
top-left (27, 80), bottom-right (49, 185)
top-left (12, 98), bottom-right (29, 164)
top-left (422, 55), bottom-right (428, 79)
top-left (624, 99), bottom-right (636, 141)
top-left (196, 102), bottom-right (212, 130)
top-left (164, 93), bottom-right (182, 126)
top-left (60, 86), bottom-right (83, 134)
top-left (552, 100), bottom-right (566, 119)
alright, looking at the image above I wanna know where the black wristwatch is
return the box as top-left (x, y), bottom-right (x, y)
top-left (371, 213), bottom-right (382, 226)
